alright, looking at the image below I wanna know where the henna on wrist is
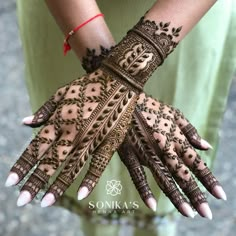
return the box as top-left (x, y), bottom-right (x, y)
top-left (82, 45), bottom-right (111, 73)
top-left (102, 17), bottom-right (182, 93)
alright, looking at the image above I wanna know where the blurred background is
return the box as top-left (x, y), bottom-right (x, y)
top-left (0, 1), bottom-right (235, 236)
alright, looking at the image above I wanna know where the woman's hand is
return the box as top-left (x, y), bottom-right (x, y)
top-left (5, 69), bottom-right (137, 207)
top-left (118, 93), bottom-right (226, 219)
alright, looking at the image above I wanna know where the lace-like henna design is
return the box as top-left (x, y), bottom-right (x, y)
top-left (118, 137), bottom-right (154, 202)
top-left (25, 74), bottom-right (137, 199)
top-left (79, 107), bottom-right (134, 193)
top-left (127, 110), bottom-right (187, 210)
top-left (122, 93), bottom-right (222, 211)
top-left (81, 45), bottom-right (154, 203)
top-left (21, 169), bottom-right (49, 199)
top-left (102, 18), bottom-right (182, 93)
top-left (195, 167), bottom-right (219, 193)
top-left (30, 85), bottom-right (70, 128)
top-left (181, 124), bottom-right (202, 150)
top-left (47, 91), bottom-right (137, 200)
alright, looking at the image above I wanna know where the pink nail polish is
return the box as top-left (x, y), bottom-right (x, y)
top-left (77, 186), bottom-right (89, 200)
top-left (201, 139), bottom-right (213, 150)
top-left (41, 193), bottom-right (56, 208)
top-left (5, 172), bottom-right (19, 187)
top-left (17, 191), bottom-right (32, 207)
top-left (212, 185), bottom-right (227, 201)
top-left (197, 203), bottom-right (213, 220)
top-left (179, 202), bottom-right (195, 218)
top-left (146, 197), bottom-right (157, 212)
top-left (22, 115), bottom-right (34, 125)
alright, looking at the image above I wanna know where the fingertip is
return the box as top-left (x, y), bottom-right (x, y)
top-left (17, 191), bottom-right (32, 207)
top-left (22, 115), bottom-right (34, 125)
top-left (41, 193), bottom-right (56, 208)
top-left (212, 185), bottom-right (227, 201)
top-left (77, 186), bottom-right (89, 201)
top-left (179, 202), bottom-right (195, 218)
top-left (5, 172), bottom-right (19, 187)
top-left (146, 197), bottom-right (157, 212)
top-left (200, 139), bottom-right (213, 150)
top-left (197, 202), bottom-right (213, 220)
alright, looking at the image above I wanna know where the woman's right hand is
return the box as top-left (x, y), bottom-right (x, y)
top-left (117, 93), bottom-right (226, 219)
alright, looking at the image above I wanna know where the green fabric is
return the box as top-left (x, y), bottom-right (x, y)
top-left (17, 0), bottom-right (236, 235)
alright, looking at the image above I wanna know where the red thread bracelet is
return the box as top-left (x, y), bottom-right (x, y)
top-left (63, 13), bottom-right (104, 56)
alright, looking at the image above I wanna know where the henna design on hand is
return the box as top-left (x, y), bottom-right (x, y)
top-left (82, 46), bottom-right (111, 73)
top-left (118, 94), bottom-right (224, 217)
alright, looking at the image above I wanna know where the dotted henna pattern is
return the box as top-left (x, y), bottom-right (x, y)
top-left (119, 93), bottom-right (221, 211)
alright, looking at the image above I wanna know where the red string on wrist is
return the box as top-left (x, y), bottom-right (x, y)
top-left (63, 13), bottom-right (104, 56)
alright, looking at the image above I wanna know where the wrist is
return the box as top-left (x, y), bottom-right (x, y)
top-left (101, 17), bottom-right (181, 93)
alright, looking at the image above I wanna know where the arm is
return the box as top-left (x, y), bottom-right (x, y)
top-left (45, 0), bottom-right (115, 60)
top-left (45, 0), bottom-right (216, 60)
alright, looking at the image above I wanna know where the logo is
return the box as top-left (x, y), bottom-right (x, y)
top-left (106, 180), bottom-right (122, 196)
top-left (88, 179), bottom-right (139, 215)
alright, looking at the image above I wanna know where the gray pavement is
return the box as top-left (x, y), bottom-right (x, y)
top-left (0, 1), bottom-right (235, 236)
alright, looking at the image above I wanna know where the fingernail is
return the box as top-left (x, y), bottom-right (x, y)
top-left (22, 115), bottom-right (34, 125)
top-left (77, 186), bottom-right (89, 200)
top-left (212, 185), bottom-right (227, 201)
top-left (146, 197), bottom-right (157, 212)
top-left (17, 191), bottom-right (32, 207)
top-left (197, 202), bottom-right (213, 220)
top-left (179, 202), bottom-right (195, 218)
top-left (41, 193), bottom-right (56, 208)
top-left (201, 139), bottom-right (213, 150)
top-left (5, 172), bottom-right (19, 187)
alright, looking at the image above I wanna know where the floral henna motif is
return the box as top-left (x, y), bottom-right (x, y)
top-left (82, 46), bottom-right (111, 73)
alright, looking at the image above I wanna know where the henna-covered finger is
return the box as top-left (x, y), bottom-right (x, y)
top-left (145, 155), bottom-right (194, 218)
top-left (131, 108), bottom-right (194, 217)
top-left (5, 123), bottom-right (58, 187)
top-left (77, 141), bottom-right (115, 201)
top-left (127, 118), bottom-right (194, 217)
top-left (194, 166), bottom-right (226, 200)
top-left (162, 151), bottom-right (213, 219)
top-left (77, 107), bottom-right (134, 200)
top-left (178, 143), bottom-right (226, 201)
top-left (40, 149), bottom-right (89, 208)
top-left (23, 85), bottom-right (69, 128)
top-left (174, 109), bottom-right (212, 150)
top-left (118, 137), bottom-right (157, 212)
top-left (16, 130), bottom-right (77, 206)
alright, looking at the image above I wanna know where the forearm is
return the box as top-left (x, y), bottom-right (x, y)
top-left (45, 0), bottom-right (216, 66)
top-left (45, 0), bottom-right (115, 60)
top-left (145, 0), bottom-right (216, 41)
